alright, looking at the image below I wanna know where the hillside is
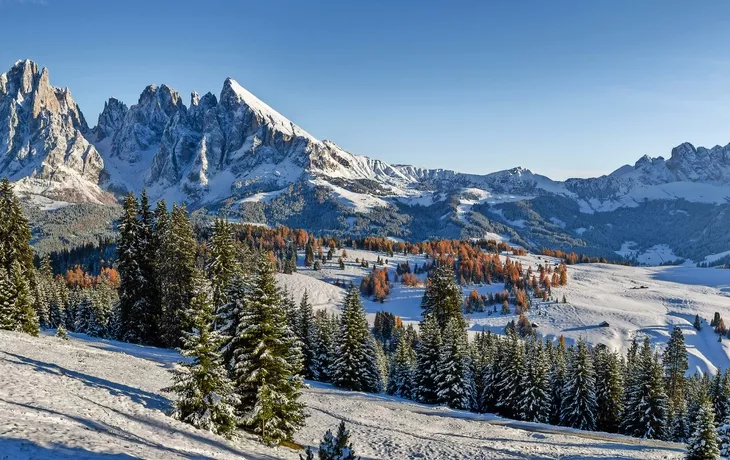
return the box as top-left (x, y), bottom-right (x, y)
top-left (0, 330), bottom-right (685, 459)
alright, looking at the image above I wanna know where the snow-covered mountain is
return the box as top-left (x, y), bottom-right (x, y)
top-left (0, 60), bottom-right (112, 204)
top-left (5, 59), bottom-right (730, 261)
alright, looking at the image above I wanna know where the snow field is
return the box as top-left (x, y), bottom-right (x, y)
top-left (0, 331), bottom-right (685, 459)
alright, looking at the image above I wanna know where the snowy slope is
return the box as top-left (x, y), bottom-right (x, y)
top-left (0, 330), bottom-right (685, 459)
top-left (281, 247), bottom-right (730, 374)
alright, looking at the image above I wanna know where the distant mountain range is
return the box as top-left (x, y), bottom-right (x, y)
top-left (3, 59), bottom-right (730, 262)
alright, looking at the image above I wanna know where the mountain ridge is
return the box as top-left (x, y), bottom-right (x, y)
top-left (4, 59), bottom-right (730, 261)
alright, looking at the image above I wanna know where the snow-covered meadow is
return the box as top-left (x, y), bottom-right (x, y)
top-left (280, 247), bottom-right (730, 374)
top-left (0, 330), bottom-right (685, 459)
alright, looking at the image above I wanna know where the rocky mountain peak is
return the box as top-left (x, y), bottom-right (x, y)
top-left (0, 60), bottom-right (110, 203)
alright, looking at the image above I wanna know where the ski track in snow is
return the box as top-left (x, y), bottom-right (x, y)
top-left (0, 331), bottom-right (684, 459)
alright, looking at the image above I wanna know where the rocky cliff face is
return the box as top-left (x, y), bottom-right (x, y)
top-left (0, 60), bottom-right (111, 203)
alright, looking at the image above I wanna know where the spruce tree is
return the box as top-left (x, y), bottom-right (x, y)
top-left (230, 254), bottom-right (306, 445)
top-left (622, 338), bottom-right (668, 439)
top-left (687, 399), bottom-right (720, 460)
top-left (495, 329), bottom-right (525, 418)
top-left (560, 338), bottom-right (597, 431)
top-left (387, 332), bottom-right (416, 398)
top-left (670, 400), bottom-right (690, 443)
top-left (207, 218), bottom-right (239, 323)
top-left (0, 268), bottom-right (16, 330)
top-left (717, 412), bottom-right (730, 457)
top-left (165, 285), bottom-right (239, 438)
top-left (518, 337), bottom-right (551, 423)
top-left (311, 309), bottom-right (336, 382)
top-left (297, 290), bottom-right (317, 379)
top-left (664, 326), bottom-right (689, 410)
top-left (312, 421), bottom-right (360, 460)
top-left (331, 287), bottom-right (381, 393)
top-left (136, 190), bottom-right (160, 344)
top-left (159, 204), bottom-right (198, 348)
top-left (420, 263), bottom-right (463, 331)
top-left (435, 315), bottom-right (474, 410)
top-left (549, 338), bottom-right (567, 425)
top-left (414, 314), bottom-right (442, 404)
top-left (117, 193), bottom-right (143, 342)
top-left (594, 347), bottom-right (624, 433)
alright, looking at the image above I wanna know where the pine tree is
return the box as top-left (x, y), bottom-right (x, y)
top-left (549, 337), bottom-right (567, 425)
top-left (164, 285), bottom-right (239, 438)
top-left (670, 400), bottom-right (690, 443)
top-left (298, 290), bottom-right (317, 379)
top-left (594, 346), bottom-right (624, 433)
top-left (208, 218), bottom-right (239, 326)
top-left (159, 204), bottom-right (198, 348)
top-left (421, 263), bottom-right (463, 331)
top-left (436, 315), bottom-right (474, 410)
top-left (717, 412), bottom-right (730, 457)
top-left (218, 273), bottom-right (248, 367)
top-left (230, 254), bottom-right (306, 445)
top-left (311, 310), bottom-right (336, 382)
top-left (0, 268), bottom-right (16, 330)
top-left (311, 421), bottom-right (360, 460)
top-left (414, 314), bottom-right (442, 404)
top-left (56, 323), bottom-right (68, 340)
top-left (117, 193), bottom-right (143, 342)
top-left (561, 338), bottom-right (597, 431)
top-left (387, 332), bottom-right (416, 399)
top-left (694, 315), bottom-right (702, 331)
top-left (495, 329), bottom-right (525, 418)
top-left (664, 326), bottom-right (689, 410)
top-left (136, 190), bottom-right (160, 344)
top-left (622, 338), bottom-right (668, 439)
top-left (518, 337), bottom-right (551, 423)
top-left (12, 260), bottom-right (37, 336)
top-left (686, 399), bottom-right (720, 460)
top-left (331, 287), bottom-right (381, 393)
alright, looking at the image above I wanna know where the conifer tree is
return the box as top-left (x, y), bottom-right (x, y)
top-left (0, 269), bottom-right (16, 330)
top-left (308, 421), bottom-right (360, 460)
top-left (594, 346), bottom-right (624, 433)
top-left (421, 263), bottom-right (463, 331)
top-left (117, 193), bottom-right (143, 342)
top-left (311, 309), bottom-right (336, 382)
top-left (298, 290), bottom-right (317, 379)
top-left (549, 337), bottom-right (567, 425)
top-left (12, 260), bottom-right (37, 336)
top-left (670, 400), bottom-right (690, 443)
top-left (387, 332), bottom-right (416, 398)
top-left (686, 399), bottom-right (720, 460)
top-left (495, 329), bottom-right (525, 418)
top-left (664, 326), bottom-right (689, 410)
top-left (208, 218), bottom-right (239, 324)
top-left (518, 337), bottom-right (551, 423)
top-left (414, 314), bottom-right (442, 404)
top-left (435, 315), bottom-right (474, 410)
top-left (717, 412), bottom-right (730, 457)
top-left (159, 204), bottom-right (198, 348)
top-left (136, 190), bottom-right (160, 343)
top-left (230, 254), bottom-right (306, 445)
top-left (331, 287), bottom-right (381, 393)
top-left (56, 323), bottom-right (68, 340)
top-left (561, 338), bottom-right (597, 431)
top-left (165, 285), bottom-right (239, 438)
top-left (622, 338), bottom-right (668, 439)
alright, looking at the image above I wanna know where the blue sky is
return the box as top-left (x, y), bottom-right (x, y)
top-left (3, 0), bottom-right (730, 180)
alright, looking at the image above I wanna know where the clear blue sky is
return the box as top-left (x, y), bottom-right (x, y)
top-left (3, 0), bottom-right (730, 180)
